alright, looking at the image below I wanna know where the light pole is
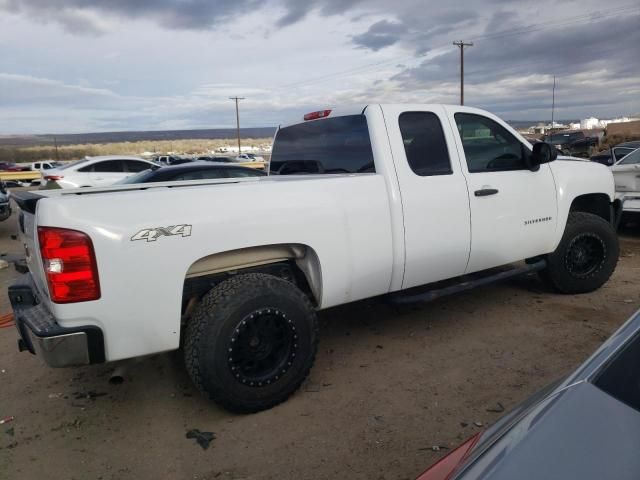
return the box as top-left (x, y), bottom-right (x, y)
top-left (453, 41), bottom-right (473, 105)
top-left (229, 97), bottom-right (245, 154)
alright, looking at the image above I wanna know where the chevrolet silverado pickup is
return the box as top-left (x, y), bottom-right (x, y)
top-left (9, 105), bottom-right (622, 413)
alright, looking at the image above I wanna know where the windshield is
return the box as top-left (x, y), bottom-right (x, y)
top-left (114, 168), bottom-right (156, 184)
top-left (270, 115), bottom-right (374, 175)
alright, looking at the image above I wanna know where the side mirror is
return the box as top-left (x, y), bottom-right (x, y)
top-left (529, 142), bottom-right (557, 170)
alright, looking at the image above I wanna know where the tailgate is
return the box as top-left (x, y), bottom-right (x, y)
top-left (12, 191), bottom-right (49, 299)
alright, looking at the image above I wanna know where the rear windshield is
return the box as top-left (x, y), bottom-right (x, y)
top-left (270, 115), bottom-right (375, 175)
top-left (594, 330), bottom-right (640, 412)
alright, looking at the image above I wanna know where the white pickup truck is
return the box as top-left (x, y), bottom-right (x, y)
top-left (10, 105), bottom-right (621, 413)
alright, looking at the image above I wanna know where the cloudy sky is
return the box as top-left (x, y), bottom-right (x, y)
top-left (0, 0), bottom-right (638, 134)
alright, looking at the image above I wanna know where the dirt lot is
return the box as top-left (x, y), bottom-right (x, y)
top-left (1, 207), bottom-right (639, 480)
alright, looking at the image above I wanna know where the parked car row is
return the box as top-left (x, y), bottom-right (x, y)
top-left (0, 162), bottom-right (30, 172)
top-left (154, 152), bottom-right (265, 165)
top-left (40, 155), bottom-right (265, 189)
top-left (0, 152), bottom-right (266, 175)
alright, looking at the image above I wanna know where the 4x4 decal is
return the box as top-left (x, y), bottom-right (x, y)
top-left (131, 224), bottom-right (192, 242)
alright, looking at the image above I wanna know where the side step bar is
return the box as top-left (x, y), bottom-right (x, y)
top-left (390, 259), bottom-right (547, 305)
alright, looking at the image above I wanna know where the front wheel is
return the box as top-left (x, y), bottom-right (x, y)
top-left (184, 273), bottom-right (318, 413)
top-left (540, 212), bottom-right (619, 294)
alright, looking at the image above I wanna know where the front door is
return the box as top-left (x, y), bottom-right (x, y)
top-left (384, 105), bottom-right (471, 289)
top-left (446, 108), bottom-right (558, 274)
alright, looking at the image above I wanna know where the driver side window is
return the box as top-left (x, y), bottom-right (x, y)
top-left (455, 113), bottom-right (528, 173)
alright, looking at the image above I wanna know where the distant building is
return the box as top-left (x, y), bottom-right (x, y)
top-left (601, 117), bottom-right (638, 127)
top-left (581, 117), bottom-right (600, 129)
top-left (580, 116), bottom-right (639, 129)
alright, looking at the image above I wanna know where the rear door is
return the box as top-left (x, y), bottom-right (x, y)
top-left (383, 105), bottom-right (471, 288)
top-left (446, 107), bottom-right (557, 273)
top-left (89, 160), bottom-right (126, 185)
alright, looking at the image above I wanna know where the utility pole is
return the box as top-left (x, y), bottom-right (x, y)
top-left (453, 41), bottom-right (473, 105)
top-left (229, 96), bottom-right (245, 154)
top-left (53, 135), bottom-right (59, 161)
top-left (550, 75), bottom-right (556, 132)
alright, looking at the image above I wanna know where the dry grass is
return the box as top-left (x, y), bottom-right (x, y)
top-left (0, 138), bottom-right (273, 164)
top-left (598, 133), bottom-right (640, 150)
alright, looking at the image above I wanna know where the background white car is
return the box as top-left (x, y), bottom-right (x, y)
top-left (235, 153), bottom-right (265, 162)
top-left (42, 155), bottom-right (156, 189)
top-left (30, 160), bottom-right (62, 171)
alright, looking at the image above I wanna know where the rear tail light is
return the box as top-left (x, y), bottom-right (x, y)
top-left (44, 175), bottom-right (64, 181)
top-left (37, 227), bottom-right (100, 303)
top-left (304, 109), bottom-right (332, 121)
top-left (416, 432), bottom-right (482, 480)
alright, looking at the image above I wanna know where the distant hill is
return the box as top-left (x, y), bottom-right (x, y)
top-left (0, 127), bottom-right (277, 147)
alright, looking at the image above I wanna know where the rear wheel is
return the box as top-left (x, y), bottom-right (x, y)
top-left (540, 212), bottom-right (618, 293)
top-left (184, 273), bottom-right (318, 413)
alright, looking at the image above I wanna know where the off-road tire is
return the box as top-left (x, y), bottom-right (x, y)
top-left (540, 212), bottom-right (618, 294)
top-left (184, 273), bottom-right (318, 413)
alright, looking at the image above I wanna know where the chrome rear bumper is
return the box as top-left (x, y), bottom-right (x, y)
top-left (8, 274), bottom-right (105, 367)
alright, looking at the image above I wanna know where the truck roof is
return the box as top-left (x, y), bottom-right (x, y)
top-left (279, 104), bottom-right (498, 129)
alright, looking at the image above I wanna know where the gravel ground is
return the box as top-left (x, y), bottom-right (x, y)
top-left (0, 205), bottom-right (639, 480)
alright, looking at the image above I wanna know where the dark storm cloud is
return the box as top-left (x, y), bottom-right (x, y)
top-left (0, 0), bottom-right (369, 32)
top-left (394, 12), bottom-right (640, 87)
top-left (389, 10), bottom-right (640, 117)
top-left (275, 0), bottom-right (366, 27)
top-left (0, 0), bottom-right (267, 33)
top-left (352, 20), bottom-right (407, 51)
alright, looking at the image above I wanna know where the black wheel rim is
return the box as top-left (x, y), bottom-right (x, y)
top-left (227, 308), bottom-right (297, 387)
top-left (565, 233), bottom-right (606, 278)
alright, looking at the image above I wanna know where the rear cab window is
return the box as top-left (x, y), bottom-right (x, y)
top-left (270, 115), bottom-right (375, 175)
top-left (399, 112), bottom-right (452, 176)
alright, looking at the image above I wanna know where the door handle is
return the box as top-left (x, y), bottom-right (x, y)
top-left (474, 188), bottom-right (499, 197)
